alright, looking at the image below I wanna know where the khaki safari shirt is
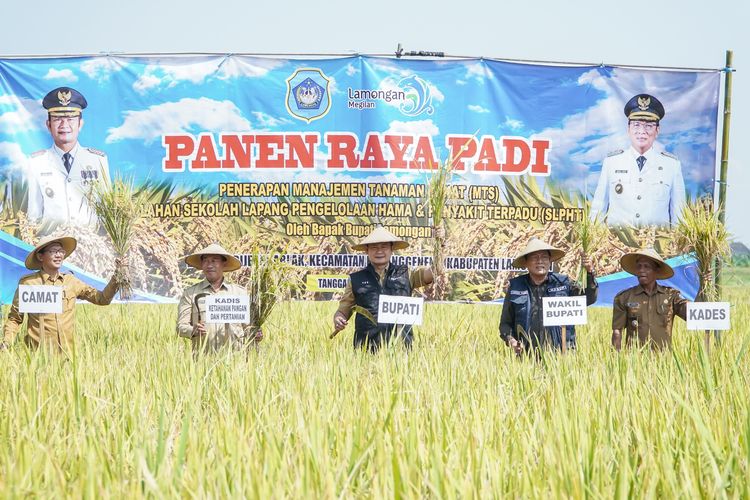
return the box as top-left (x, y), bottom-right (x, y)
top-left (177, 279), bottom-right (259, 352)
top-left (613, 284), bottom-right (688, 349)
top-left (336, 265), bottom-right (432, 319)
top-left (3, 271), bottom-right (117, 350)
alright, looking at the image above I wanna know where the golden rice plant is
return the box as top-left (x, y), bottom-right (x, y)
top-left (674, 197), bottom-right (731, 302)
top-left (89, 175), bottom-right (149, 299)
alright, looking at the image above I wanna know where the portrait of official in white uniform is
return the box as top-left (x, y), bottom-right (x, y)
top-left (590, 93), bottom-right (686, 227)
top-left (25, 87), bottom-right (111, 235)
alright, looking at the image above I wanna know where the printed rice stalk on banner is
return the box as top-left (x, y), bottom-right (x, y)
top-left (675, 197), bottom-right (731, 302)
top-left (90, 176), bottom-right (149, 299)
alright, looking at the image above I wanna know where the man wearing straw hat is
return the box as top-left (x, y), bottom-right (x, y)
top-left (177, 243), bottom-right (263, 353)
top-left (612, 248), bottom-right (688, 350)
top-left (499, 238), bottom-right (598, 354)
top-left (1, 235), bottom-right (119, 351)
top-left (332, 226), bottom-right (439, 352)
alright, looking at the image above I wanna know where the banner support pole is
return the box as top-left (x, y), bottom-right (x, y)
top-left (715, 49), bottom-right (733, 299)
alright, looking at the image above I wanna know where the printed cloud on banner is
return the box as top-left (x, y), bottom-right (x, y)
top-left (132, 56), bottom-right (285, 94)
top-left (106, 98), bottom-right (252, 144)
top-left (43, 69), bottom-right (78, 82)
top-left (0, 141), bottom-right (25, 172)
top-left (468, 104), bottom-right (490, 114)
top-left (0, 95), bottom-right (45, 134)
top-left (80, 57), bottom-right (124, 82)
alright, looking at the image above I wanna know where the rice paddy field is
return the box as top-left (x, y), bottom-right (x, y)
top-left (1, 278), bottom-right (749, 498)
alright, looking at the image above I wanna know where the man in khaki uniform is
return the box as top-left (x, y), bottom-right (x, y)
top-left (612, 248), bottom-right (688, 350)
top-left (1, 235), bottom-right (118, 352)
top-left (177, 243), bottom-right (262, 353)
top-left (332, 226), bottom-right (440, 351)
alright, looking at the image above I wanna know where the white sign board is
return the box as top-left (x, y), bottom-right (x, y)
top-left (204, 295), bottom-right (250, 324)
top-left (377, 295), bottom-right (424, 326)
top-left (18, 285), bottom-right (63, 314)
top-left (687, 302), bottom-right (730, 331)
top-left (542, 296), bottom-right (587, 327)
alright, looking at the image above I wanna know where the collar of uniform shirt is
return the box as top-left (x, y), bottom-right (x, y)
top-left (634, 283), bottom-right (667, 296)
top-left (39, 271), bottom-right (64, 284)
top-left (200, 278), bottom-right (229, 292)
top-left (53, 142), bottom-right (80, 162)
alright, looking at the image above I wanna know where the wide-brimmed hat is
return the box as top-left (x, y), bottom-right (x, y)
top-left (511, 238), bottom-right (565, 269)
top-left (184, 243), bottom-right (242, 272)
top-left (620, 248), bottom-right (674, 279)
top-left (25, 235), bottom-right (77, 270)
top-left (352, 226), bottom-right (409, 251)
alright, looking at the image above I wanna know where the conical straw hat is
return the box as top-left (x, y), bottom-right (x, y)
top-left (25, 235), bottom-right (77, 270)
top-left (184, 243), bottom-right (242, 272)
top-left (620, 248), bottom-right (674, 280)
top-left (511, 238), bottom-right (565, 269)
top-left (352, 226), bottom-right (409, 251)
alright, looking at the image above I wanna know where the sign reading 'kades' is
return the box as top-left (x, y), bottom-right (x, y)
top-left (18, 285), bottom-right (63, 314)
top-left (205, 295), bottom-right (250, 324)
top-left (686, 302), bottom-right (730, 331)
top-left (542, 296), bottom-right (587, 327)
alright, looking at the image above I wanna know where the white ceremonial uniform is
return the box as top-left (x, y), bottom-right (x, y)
top-left (26, 143), bottom-right (110, 234)
top-left (590, 146), bottom-right (685, 227)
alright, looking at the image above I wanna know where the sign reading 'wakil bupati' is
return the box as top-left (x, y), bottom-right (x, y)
top-left (542, 296), bottom-right (587, 326)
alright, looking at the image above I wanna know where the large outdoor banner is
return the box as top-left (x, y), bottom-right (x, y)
top-left (0, 55), bottom-right (721, 304)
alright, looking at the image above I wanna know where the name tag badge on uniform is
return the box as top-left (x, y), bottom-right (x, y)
top-left (510, 290), bottom-right (528, 295)
top-left (41, 172), bottom-right (53, 177)
top-left (615, 183), bottom-right (623, 194)
top-left (548, 285), bottom-right (566, 293)
top-left (615, 170), bottom-right (628, 173)
top-left (45, 187), bottom-right (55, 198)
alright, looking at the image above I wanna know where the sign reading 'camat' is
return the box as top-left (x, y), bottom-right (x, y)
top-left (18, 285), bottom-right (63, 314)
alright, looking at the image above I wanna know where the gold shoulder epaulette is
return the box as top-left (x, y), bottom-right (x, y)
top-left (86, 147), bottom-right (106, 157)
top-left (660, 150), bottom-right (678, 160)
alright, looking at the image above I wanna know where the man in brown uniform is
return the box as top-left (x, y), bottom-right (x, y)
top-left (1, 235), bottom-right (118, 352)
top-left (177, 243), bottom-right (262, 353)
top-left (612, 248), bottom-right (688, 350)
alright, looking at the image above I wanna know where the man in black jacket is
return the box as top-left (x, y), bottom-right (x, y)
top-left (499, 238), bottom-right (597, 354)
top-left (332, 226), bottom-right (438, 352)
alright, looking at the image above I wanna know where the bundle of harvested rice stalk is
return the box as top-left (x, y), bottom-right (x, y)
top-left (242, 246), bottom-right (300, 331)
top-left (675, 197), bottom-right (731, 303)
top-left (90, 176), bottom-right (148, 299)
top-left (570, 206), bottom-right (609, 284)
top-left (329, 306), bottom-right (375, 339)
top-left (425, 158), bottom-right (458, 300)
